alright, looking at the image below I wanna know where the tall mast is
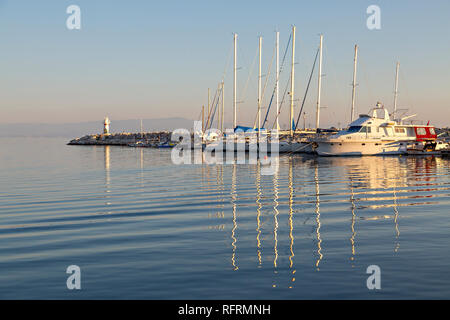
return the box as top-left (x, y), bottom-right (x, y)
top-left (217, 84), bottom-right (221, 130)
top-left (290, 26), bottom-right (296, 137)
top-left (351, 44), bottom-right (358, 122)
top-left (393, 62), bottom-right (400, 119)
top-left (221, 81), bottom-right (224, 133)
top-left (258, 36), bottom-right (262, 133)
top-left (202, 105), bottom-right (205, 133)
top-left (275, 31), bottom-right (280, 131)
top-left (207, 88), bottom-right (210, 121)
top-left (316, 34), bottom-right (323, 131)
top-left (233, 33), bottom-right (237, 129)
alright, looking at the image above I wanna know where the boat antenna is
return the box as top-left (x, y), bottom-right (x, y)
top-left (350, 45), bottom-right (358, 122)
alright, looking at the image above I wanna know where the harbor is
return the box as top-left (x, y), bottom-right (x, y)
top-left (67, 115), bottom-right (450, 156)
top-left (68, 26), bottom-right (450, 157)
top-left (3, 0), bottom-right (450, 304)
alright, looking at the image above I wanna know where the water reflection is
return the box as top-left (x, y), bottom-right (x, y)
top-left (256, 161), bottom-right (262, 266)
top-left (104, 146), bottom-right (111, 210)
top-left (231, 163), bottom-right (238, 271)
top-left (288, 156), bottom-right (295, 288)
top-left (114, 149), bottom-right (447, 288)
top-left (314, 163), bottom-right (323, 270)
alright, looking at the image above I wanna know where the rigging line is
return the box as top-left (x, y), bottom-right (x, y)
top-left (398, 67), bottom-right (414, 113)
top-left (209, 89), bottom-right (222, 129)
top-left (253, 44), bottom-right (275, 128)
top-left (322, 43), bottom-right (344, 125)
top-left (241, 45), bottom-right (259, 107)
top-left (358, 49), bottom-right (375, 109)
top-left (251, 42), bottom-right (276, 129)
top-left (220, 40), bottom-right (234, 82)
top-left (271, 72), bottom-right (291, 129)
top-left (295, 48), bottom-right (319, 130)
top-left (261, 43), bottom-right (276, 103)
top-left (209, 86), bottom-right (223, 129)
top-left (205, 86), bottom-right (220, 129)
top-left (261, 34), bottom-right (292, 128)
top-left (252, 44), bottom-right (274, 129)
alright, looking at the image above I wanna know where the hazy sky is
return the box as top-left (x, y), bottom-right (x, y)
top-left (1, 0), bottom-right (449, 128)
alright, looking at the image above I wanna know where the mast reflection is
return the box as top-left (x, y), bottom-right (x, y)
top-left (272, 164), bottom-right (279, 269)
top-left (349, 176), bottom-right (356, 266)
top-left (314, 162), bottom-right (323, 270)
top-left (288, 156), bottom-right (295, 287)
top-left (198, 154), bottom-right (444, 287)
top-left (231, 162), bottom-right (238, 270)
top-left (256, 161), bottom-right (262, 266)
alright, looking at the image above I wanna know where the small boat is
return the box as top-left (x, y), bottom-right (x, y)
top-left (157, 141), bottom-right (177, 148)
top-left (128, 140), bottom-right (150, 147)
top-left (406, 140), bottom-right (449, 155)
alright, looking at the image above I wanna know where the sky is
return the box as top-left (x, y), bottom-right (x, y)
top-left (0, 0), bottom-right (449, 128)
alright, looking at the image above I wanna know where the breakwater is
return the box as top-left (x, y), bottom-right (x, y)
top-left (67, 132), bottom-right (172, 146)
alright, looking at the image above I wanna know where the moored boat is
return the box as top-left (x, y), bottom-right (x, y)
top-left (313, 102), bottom-right (437, 156)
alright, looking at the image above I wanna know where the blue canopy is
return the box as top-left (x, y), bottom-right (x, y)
top-left (234, 126), bottom-right (266, 132)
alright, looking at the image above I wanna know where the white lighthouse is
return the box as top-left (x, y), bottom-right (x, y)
top-left (104, 117), bottom-right (110, 134)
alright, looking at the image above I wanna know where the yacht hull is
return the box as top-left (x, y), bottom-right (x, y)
top-left (315, 140), bottom-right (408, 156)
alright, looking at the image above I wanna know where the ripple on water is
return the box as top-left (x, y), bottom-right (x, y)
top-left (1, 138), bottom-right (450, 299)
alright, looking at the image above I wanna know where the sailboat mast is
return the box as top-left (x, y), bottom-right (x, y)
top-left (393, 62), bottom-right (400, 119)
top-left (258, 36), bottom-right (262, 133)
top-left (233, 33), bottom-right (237, 129)
top-left (316, 34), bottom-right (323, 131)
top-left (290, 26), bottom-right (296, 137)
top-left (217, 84), bottom-right (221, 130)
top-left (351, 44), bottom-right (358, 122)
top-left (275, 31), bottom-right (280, 131)
top-left (202, 105), bottom-right (205, 133)
top-left (207, 88), bottom-right (210, 122)
top-left (221, 81), bottom-right (224, 133)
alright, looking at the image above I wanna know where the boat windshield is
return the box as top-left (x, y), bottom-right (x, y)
top-left (347, 126), bottom-right (362, 133)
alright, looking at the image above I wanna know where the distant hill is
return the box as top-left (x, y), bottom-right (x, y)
top-left (0, 118), bottom-right (199, 138)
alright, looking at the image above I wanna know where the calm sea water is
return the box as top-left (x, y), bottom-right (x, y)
top-left (1, 137), bottom-right (450, 299)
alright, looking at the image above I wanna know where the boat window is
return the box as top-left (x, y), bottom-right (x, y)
top-left (395, 128), bottom-right (405, 134)
top-left (429, 128), bottom-right (436, 135)
top-left (367, 127), bottom-right (371, 133)
top-left (416, 127), bottom-right (427, 135)
top-left (347, 126), bottom-right (362, 133)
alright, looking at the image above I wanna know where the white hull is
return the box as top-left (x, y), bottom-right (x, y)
top-left (315, 140), bottom-right (408, 156)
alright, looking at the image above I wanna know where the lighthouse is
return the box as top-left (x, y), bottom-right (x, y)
top-left (104, 117), bottom-right (110, 134)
